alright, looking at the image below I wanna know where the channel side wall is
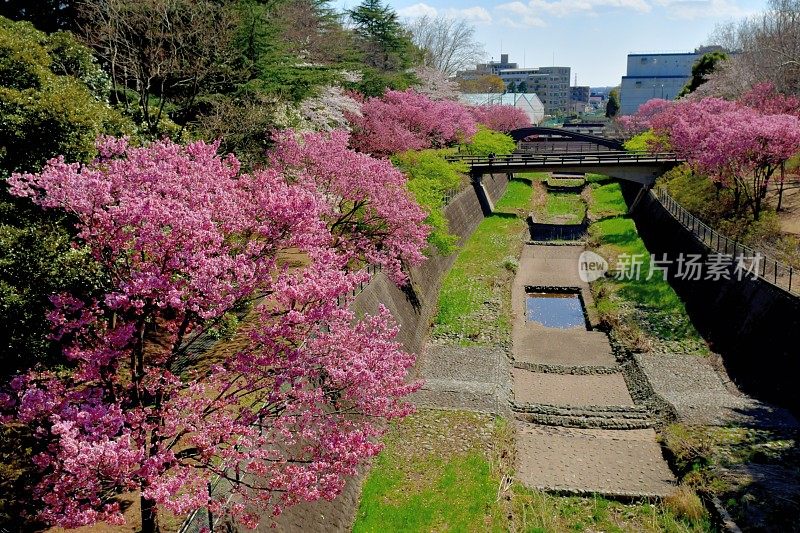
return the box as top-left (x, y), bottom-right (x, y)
top-left (625, 184), bottom-right (800, 413)
top-left (270, 173), bottom-right (511, 532)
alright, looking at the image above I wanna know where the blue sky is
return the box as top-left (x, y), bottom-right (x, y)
top-left (331, 0), bottom-right (767, 86)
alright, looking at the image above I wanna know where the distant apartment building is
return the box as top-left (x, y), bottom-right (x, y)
top-left (456, 53), bottom-right (517, 80)
top-left (619, 52), bottom-right (699, 115)
top-left (456, 55), bottom-right (572, 115)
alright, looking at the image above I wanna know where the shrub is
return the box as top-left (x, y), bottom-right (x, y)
top-left (392, 149), bottom-right (468, 254)
top-left (460, 125), bottom-right (516, 156)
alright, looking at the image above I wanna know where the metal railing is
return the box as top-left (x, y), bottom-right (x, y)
top-left (518, 142), bottom-right (616, 153)
top-left (446, 151), bottom-right (681, 168)
top-left (653, 187), bottom-right (798, 296)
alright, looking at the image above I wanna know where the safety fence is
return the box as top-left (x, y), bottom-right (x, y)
top-left (653, 187), bottom-right (798, 296)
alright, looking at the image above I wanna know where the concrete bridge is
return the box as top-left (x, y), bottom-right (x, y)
top-left (447, 151), bottom-right (683, 214)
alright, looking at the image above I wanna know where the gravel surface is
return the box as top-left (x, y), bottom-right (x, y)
top-left (411, 345), bottom-right (511, 414)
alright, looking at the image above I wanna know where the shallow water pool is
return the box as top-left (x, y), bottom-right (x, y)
top-left (526, 292), bottom-right (587, 329)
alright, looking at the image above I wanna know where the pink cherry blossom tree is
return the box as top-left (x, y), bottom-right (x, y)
top-left (624, 96), bottom-right (800, 219)
top-left (347, 88), bottom-right (477, 157)
top-left (468, 104), bottom-right (531, 133)
top-left (1, 133), bottom-right (429, 531)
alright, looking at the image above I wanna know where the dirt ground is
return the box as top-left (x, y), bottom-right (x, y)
top-left (769, 180), bottom-right (800, 236)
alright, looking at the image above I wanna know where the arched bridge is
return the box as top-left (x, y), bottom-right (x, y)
top-left (447, 150), bottom-right (683, 214)
top-left (509, 127), bottom-right (625, 151)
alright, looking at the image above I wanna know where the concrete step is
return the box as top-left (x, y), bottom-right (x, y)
top-left (513, 328), bottom-right (616, 368)
top-left (512, 368), bottom-right (634, 407)
top-left (512, 402), bottom-right (656, 430)
top-left (515, 423), bottom-right (676, 498)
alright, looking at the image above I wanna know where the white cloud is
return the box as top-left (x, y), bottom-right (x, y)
top-left (496, 0), bottom-right (651, 25)
top-left (398, 2), bottom-right (439, 18)
top-left (652, 0), bottom-right (751, 19)
top-left (495, 2), bottom-right (547, 26)
top-left (398, 3), bottom-right (493, 24)
top-left (443, 6), bottom-right (494, 24)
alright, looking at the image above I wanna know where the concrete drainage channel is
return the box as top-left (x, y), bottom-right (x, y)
top-left (510, 174), bottom-right (677, 500)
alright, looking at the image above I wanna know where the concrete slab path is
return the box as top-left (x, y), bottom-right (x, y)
top-left (512, 244), bottom-right (676, 498)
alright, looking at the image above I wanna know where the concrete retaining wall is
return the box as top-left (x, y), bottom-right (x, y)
top-left (272, 174), bottom-right (511, 532)
top-left (625, 184), bottom-right (800, 412)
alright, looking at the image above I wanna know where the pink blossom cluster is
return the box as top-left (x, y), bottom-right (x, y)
top-left (468, 104), bottom-right (531, 133)
top-left (740, 82), bottom-right (800, 117)
top-left (621, 93), bottom-right (800, 217)
top-left (622, 96), bottom-right (800, 184)
top-left (3, 133), bottom-right (429, 529)
top-left (348, 88), bottom-right (478, 156)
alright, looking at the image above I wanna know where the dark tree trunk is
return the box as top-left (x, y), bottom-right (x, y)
top-left (141, 494), bottom-right (157, 533)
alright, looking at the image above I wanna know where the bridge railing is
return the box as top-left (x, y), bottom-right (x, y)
top-left (652, 187), bottom-right (798, 297)
top-left (446, 151), bottom-right (680, 166)
top-left (518, 142), bottom-right (616, 153)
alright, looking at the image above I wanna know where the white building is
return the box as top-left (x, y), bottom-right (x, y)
top-left (619, 52), bottom-right (699, 115)
top-left (459, 93), bottom-right (545, 125)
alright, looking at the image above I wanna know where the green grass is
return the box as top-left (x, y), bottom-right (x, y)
top-left (588, 181), bottom-right (628, 220)
top-left (540, 192), bottom-right (586, 223)
top-left (433, 178), bottom-right (532, 343)
top-left (354, 411), bottom-right (710, 533)
top-left (496, 178), bottom-right (535, 211)
top-left (587, 179), bottom-right (706, 353)
top-left (353, 410), bottom-right (506, 533)
top-left (546, 177), bottom-right (585, 188)
top-left (355, 451), bottom-right (502, 533)
top-left (512, 485), bottom-right (711, 532)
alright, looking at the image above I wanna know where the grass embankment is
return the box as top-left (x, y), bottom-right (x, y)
top-left (662, 423), bottom-right (800, 531)
top-left (586, 176), bottom-right (707, 354)
top-left (432, 177), bottom-right (536, 344)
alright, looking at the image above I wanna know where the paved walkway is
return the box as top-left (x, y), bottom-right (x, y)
top-left (512, 244), bottom-right (676, 498)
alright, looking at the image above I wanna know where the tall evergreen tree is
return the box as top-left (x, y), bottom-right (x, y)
top-left (606, 88), bottom-right (620, 117)
top-left (678, 51), bottom-right (729, 97)
top-left (348, 0), bottom-right (416, 71)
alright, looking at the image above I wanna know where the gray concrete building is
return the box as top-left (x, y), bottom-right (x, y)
top-left (619, 52), bottom-right (698, 115)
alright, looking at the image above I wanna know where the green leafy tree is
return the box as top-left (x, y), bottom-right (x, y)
top-left (0, 17), bottom-right (122, 376)
top-left (0, 18), bottom-right (123, 526)
top-left (678, 51), bottom-right (728, 97)
top-left (518, 80), bottom-right (528, 93)
top-left (507, 80), bottom-right (517, 93)
top-left (348, 0), bottom-right (417, 72)
top-left (606, 88), bottom-right (620, 118)
top-left (392, 149), bottom-right (468, 254)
